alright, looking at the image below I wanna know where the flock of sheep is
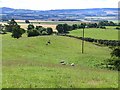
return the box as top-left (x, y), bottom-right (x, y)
top-left (45, 40), bottom-right (75, 66)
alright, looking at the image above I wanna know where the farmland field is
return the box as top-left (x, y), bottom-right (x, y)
top-left (0, 21), bottom-right (57, 32)
top-left (2, 33), bottom-right (118, 88)
top-left (69, 26), bottom-right (119, 40)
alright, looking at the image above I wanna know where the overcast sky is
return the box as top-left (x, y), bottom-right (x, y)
top-left (0, 0), bottom-right (119, 10)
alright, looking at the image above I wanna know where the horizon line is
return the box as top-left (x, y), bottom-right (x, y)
top-left (1, 7), bottom-right (118, 11)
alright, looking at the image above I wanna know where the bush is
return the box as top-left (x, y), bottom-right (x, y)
top-left (27, 29), bottom-right (40, 37)
top-left (115, 27), bottom-right (120, 30)
top-left (25, 20), bottom-right (30, 23)
top-left (46, 27), bottom-right (53, 35)
top-left (27, 24), bottom-right (34, 30)
top-left (20, 28), bottom-right (26, 34)
top-left (104, 47), bottom-right (120, 71)
top-left (11, 25), bottom-right (23, 39)
top-left (100, 26), bottom-right (106, 29)
top-left (5, 19), bottom-right (18, 32)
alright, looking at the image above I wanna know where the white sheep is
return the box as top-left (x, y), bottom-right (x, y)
top-left (71, 63), bottom-right (75, 66)
top-left (60, 60), bottom-right (65, 63)
top-left (61, 63), bottom-right (66, 65)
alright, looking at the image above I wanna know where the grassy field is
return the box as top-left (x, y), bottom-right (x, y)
top-left (69, 26), bottom-right (119, 40)
top-left (2, 33), bottom-right (118, 88)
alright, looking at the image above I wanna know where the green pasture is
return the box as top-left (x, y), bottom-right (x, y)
top-left (69, 26), bottom-right (119, 40)
top-left (2, 33), bottom-right (118, 88)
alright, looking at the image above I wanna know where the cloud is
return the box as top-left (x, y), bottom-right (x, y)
top-left (0, 0), bottom-right (119, 10)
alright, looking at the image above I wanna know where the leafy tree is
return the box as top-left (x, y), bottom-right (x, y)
top-left (63, 24), bottom-right (70, 33)
top-left (100, 26), bottom-right (106, 29)
top-left (25, 20), bottom-right (30, 23)
top-left (27, 24), bottom-right (34, 30)
top-left (46, 27), bottom-right (53, 35)
top-left (5, 19), bottom-right (18, 32)
top-left (20, 28), bottom-right (26, 34)
top-left (27, 29), bottom-right (40, 37)
top-left (98, 21), bottom-right (117, 26)
top-left (87, 23), bottom-right (98, 28)
top-left (81, 23), bottom-right (86, 29)
top-left (116, 27), bottom-right (120, 30)
top-left (56, 24), bottom-right (64, 33)
top-left (111, 48), bottom-right (120, 58)
top-left (72, 24), bottom-right (78, 30)
top-left (8, 19), bottom-right (17, 26)
top-left (36, 26), bottom-right (43, 30)
top-left (56, 24), bottom-right (71, 33)
top-left (105, 47), bottom-right (120, 71)
top-left (11, 25), bottom-right (24, 39)
top-left (109, 21), bottom-right (116, 26)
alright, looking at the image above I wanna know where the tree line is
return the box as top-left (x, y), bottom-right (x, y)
top-left (27, 24), bottom-right (53, 37)
top-left (0, 19), bottom-right (120, 38)
top-left (56, 21), bottom-right (119, 34)
top-left (61, 34), bottom-right (120, 47)
top-left (0, 19), bottom-right (53, 39)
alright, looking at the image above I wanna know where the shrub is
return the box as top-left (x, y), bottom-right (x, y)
top-left (11, 25), bottom-right (23, 39)
top-left (100, 26), bottom-right (106, 29)
top-left (46, 27), bottom-right (53, 35)
top-left (115, 27), bottom-right (120, 30)
top-left (105, 47), bottom-right (120, 71)
top-left (25, 20), bottom-right (30, 23)
top-left (27, 29), bottom-right (40, 37)
top-left (5, 19), bottom-right (18, 32)
top-left (27, 24), bottom-right (34, 30)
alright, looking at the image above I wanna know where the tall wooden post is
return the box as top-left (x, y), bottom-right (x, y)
top-left (82, 28), bottom-right (84, 54)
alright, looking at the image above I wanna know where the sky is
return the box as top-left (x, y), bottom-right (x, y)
top-left (0, 0), bottom-right (119, 10)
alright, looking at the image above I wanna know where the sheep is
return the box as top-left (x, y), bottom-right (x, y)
top-left (61, 62), bottom-right (66, 65)
top-left (71, 63), bottom-right (75, 66)
top-left (47, 40), bottom-right (51, 44)
top-left (46, 40), bottom-right (51, 45)
top-left (60, 60), bottom-right (65, 63)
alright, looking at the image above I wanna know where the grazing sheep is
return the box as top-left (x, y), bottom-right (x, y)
top-left (60, 60), bottom-right (65, 63)
top-left (46, 40), bottom-right (51, 45)
top-left (71, 63), bottom-right (75, 66)
top-left (61, 63), bottom-right (66, 65)
top-left (47, 40), bottom-right (51, 44)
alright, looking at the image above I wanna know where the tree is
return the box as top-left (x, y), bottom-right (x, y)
top-left (72, 24), bottom-right (78, 30)
top-left (109, 21), bottom-right (116, 26)
top-left (111, 48), bottom-right (120, 58)
top-left (56, 24), bottom-right (71, 33)
top-left (56, 24), bottom-right (64, 33)
top-left (11, 25), bottom-right (24, 39)
top-left (0, 24), bottom-right (6, 34)
top-left (63, 24), bottom-right (70, 33)
top-left (8, 19), bottom-right (17, 26)
top-left (105, 47), bottom-right (120, 71)
top-left (27, 24), bottom-right (34, 30)
top-left (5, 19), bottom-right (18, 32)
top-left (81, 23), bottom-right (86, 29)
top-left (27, 29), bottom-right (40, 37)
top-left (46, 27), bottom-right (53, 35)
top-left (36, 26), bottom-right (43, 30)
top-left (25, 20), bottom-right (30, 23)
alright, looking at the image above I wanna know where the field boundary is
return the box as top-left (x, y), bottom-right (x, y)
top-left (60, 34), bottom-right (120, 46)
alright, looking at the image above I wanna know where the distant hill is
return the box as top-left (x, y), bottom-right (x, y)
top-left (0, 7), bottom-right (118, 21)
